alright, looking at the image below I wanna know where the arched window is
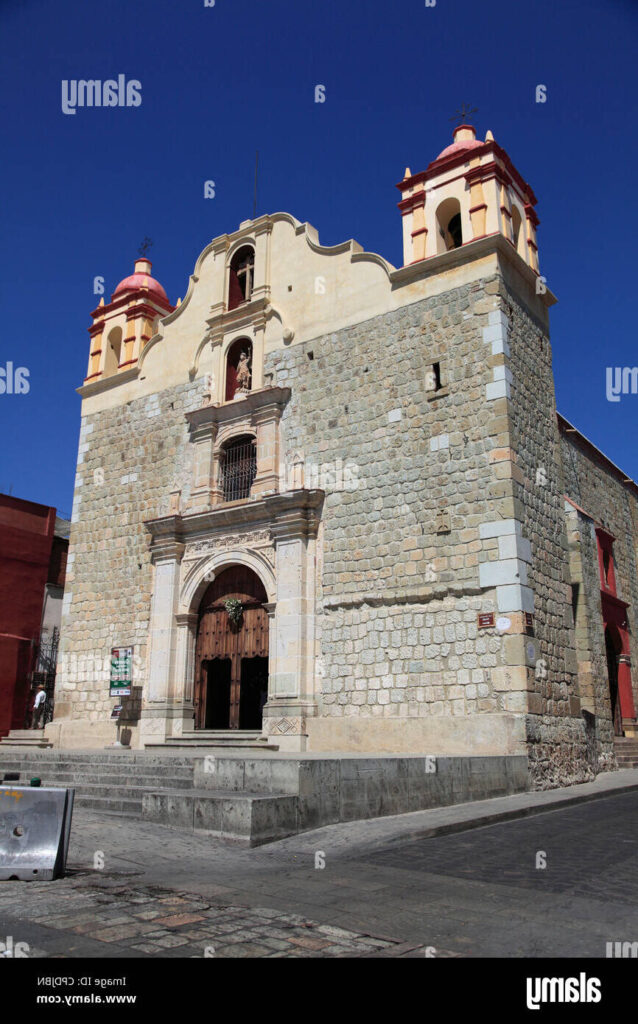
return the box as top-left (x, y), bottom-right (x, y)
top-left (435, 198), bottom-right (463, 254)
top-left (603, 549), bottom-right (611, 586)
top-left (104, 326), bottom-right (122, 375)
top-left (228, 245), bottom-right (255, 311)
top-left (225, 338), bottom-right (252, 401)
top-left (511, 206), bottom-right (524, 256)
top-left (220, 434), bottom-right (257, 502)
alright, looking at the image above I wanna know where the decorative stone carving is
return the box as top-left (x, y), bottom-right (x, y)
top-left (183, 529), bottom-right (274, 561)
top-left (436, 508), bottom-right (451, 534)
top-left (268, 716), bottom-right (306, 735)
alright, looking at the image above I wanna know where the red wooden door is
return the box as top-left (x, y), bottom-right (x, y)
top-left (194, 566), bottom-right (268, 729)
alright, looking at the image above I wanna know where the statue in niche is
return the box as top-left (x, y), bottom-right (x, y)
top-left (235, 350), bottom-right (252, 394)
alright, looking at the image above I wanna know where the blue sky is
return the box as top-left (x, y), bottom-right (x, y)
top-left (0, 0), bottom-right (636, 514)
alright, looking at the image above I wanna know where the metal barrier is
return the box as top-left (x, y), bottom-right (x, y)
top-left (0, 786), bottom-right (75, 881)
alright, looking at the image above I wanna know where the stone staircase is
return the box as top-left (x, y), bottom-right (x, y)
top-left (614, 737), bottom-right (638, 769)
top-left (0, 730), bottom-right (53, 749)
top-left (0, 749), bottom-right (297, 844)
top-left (145, 730), bottom-right (279, 751)
top-left (0, 751), bottom-right (194, 817)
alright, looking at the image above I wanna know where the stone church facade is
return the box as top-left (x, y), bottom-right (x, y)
top-left (48, 124), bottom-right (638, 789)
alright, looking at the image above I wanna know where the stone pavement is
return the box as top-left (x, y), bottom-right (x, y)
top-left (1, 769), bottom-right (638, 957)
top-left (0, 879), bottom-right (403, 958)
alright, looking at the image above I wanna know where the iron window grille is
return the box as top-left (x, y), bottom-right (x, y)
top-left (221, 438), bottom-right (257, 502)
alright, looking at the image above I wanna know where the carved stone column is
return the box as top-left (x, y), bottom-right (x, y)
top-left (251, 398), bottom-right (285, 498)
top-left (262, 501), bottom-right (322, 751)
top-left (140, 523), bottom-right (185, 745)
top-left (169, 611), bottom-right (199, 735)
top-left (188, 417), bottom-right (220, 511)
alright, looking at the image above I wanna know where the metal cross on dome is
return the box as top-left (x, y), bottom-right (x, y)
top-left (450, 104), bottom-right (478, 125)
top-left (138, 236), bottom-right (153, 257)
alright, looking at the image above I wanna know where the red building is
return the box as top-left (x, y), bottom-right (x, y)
top-left (0, 494), bottom-right (69, 737)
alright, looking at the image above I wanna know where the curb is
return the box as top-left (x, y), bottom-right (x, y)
top-left (383, 779), bottom-right (638, 846)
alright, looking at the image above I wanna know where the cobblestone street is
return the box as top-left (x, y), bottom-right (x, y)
top-left (0, 878), bottom-right (401, 958)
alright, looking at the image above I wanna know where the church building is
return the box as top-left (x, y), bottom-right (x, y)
top-left (46, 123), bottom-right (638, 790)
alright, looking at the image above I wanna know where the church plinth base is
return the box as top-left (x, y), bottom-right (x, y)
top-left (305, 713), bottom-right (527, 756)
top-left (261, 700), bottom-right (317, 752)
top-left (142, 752), bottom-right (530, 845)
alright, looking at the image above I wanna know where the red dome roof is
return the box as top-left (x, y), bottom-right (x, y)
top-left (435, 138), bottom-right (484, 162)
top-left (113, 271), bottom-right (169, 303)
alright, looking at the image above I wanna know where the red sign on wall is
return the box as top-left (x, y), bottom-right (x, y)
top-left (478, 613), bottom-right (495, 629)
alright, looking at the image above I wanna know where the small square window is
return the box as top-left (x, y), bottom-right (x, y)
top-left (426, 362), bottom-right (442, 392)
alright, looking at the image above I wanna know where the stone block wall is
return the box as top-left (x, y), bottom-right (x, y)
top-left (55, 378), bottom-right (207, 741)
top-left (501, 279), bottom-right (592, 787)
top-left (560, 431), bottom-right (638, 637)
top-left (560, 427), bottom-right (638, 739)
top-left (267, 274), bottom-right (547, 758)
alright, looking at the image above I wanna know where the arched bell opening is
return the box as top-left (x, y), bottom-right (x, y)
top-left (436, 198), bottom-right (463, 253)
top-left (193, 566), bottom-right (269, 731)
top-left (227, 245), bottom-right (255, 311)
top-left (104, 326), bottom-right (122, 375)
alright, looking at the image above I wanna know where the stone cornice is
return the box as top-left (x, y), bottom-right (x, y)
top-left (77, 365), bottom-right (140, 398)
top-left (206, 295), bottom-right (270, 339)
top-left (390, 232), bottom-right (557, 308)
top-left (558, 413), bottom-right (638, 500)
top-left (145, 488), bottom-right (324, 548)
top-left (185, 386), bottom-right (291, 432)
top-left (323, 582), bottom-right (484, 611)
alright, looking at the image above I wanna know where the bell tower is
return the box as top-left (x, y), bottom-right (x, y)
top-left (85, 258), bottom-right (174, 385)
top-left (397, 123), bottom-right (540, 273)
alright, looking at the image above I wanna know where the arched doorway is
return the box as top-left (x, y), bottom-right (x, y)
top-left (605, 625), bottom-right (623, 736)
top-left (194, 566), bottom-right (269, 730)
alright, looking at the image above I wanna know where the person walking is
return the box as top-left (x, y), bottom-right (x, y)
top-left (32, 684), bottom-right (47, 730)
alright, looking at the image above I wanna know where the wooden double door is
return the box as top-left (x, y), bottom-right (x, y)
top-left (194, 566), bottom-right (269, 730)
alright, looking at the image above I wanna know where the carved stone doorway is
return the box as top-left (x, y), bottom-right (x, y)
top-left (194, 566), bottom-right (269, 730)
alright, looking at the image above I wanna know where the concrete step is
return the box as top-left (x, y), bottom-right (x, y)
top-left (67, 782), bottom-right (178, 799)
top-left (75, 794), bottom-right (143, 814)
top-left (0, 772), bottom-right (194, 789)
top-left (0, 732), bottom-right (53, 748)
top-left (148, 741), bottom-right (280, 751)
top-left (180, 730), bottom-right (263, 739)
top-left (0, 763), bottom-right (193, 780)
top-left (0, 752), bottom-right (196, 768)
top-left (142, 788), bottom-right (298, 845)
top-left (147, 730), bottom-right (279, 751)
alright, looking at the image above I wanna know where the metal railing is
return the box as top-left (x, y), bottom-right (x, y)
top-left (25, 627), bottom-right (59, 727)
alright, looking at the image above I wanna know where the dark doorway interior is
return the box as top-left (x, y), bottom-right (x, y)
top-left (605, 626), bottom-right (623, 736)
top-left (194, 566), bottom-right (269, 730)
top-left (239, 656), bottom-right (269, 729)
top-left (204, 659), bottom-right (231, 729)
